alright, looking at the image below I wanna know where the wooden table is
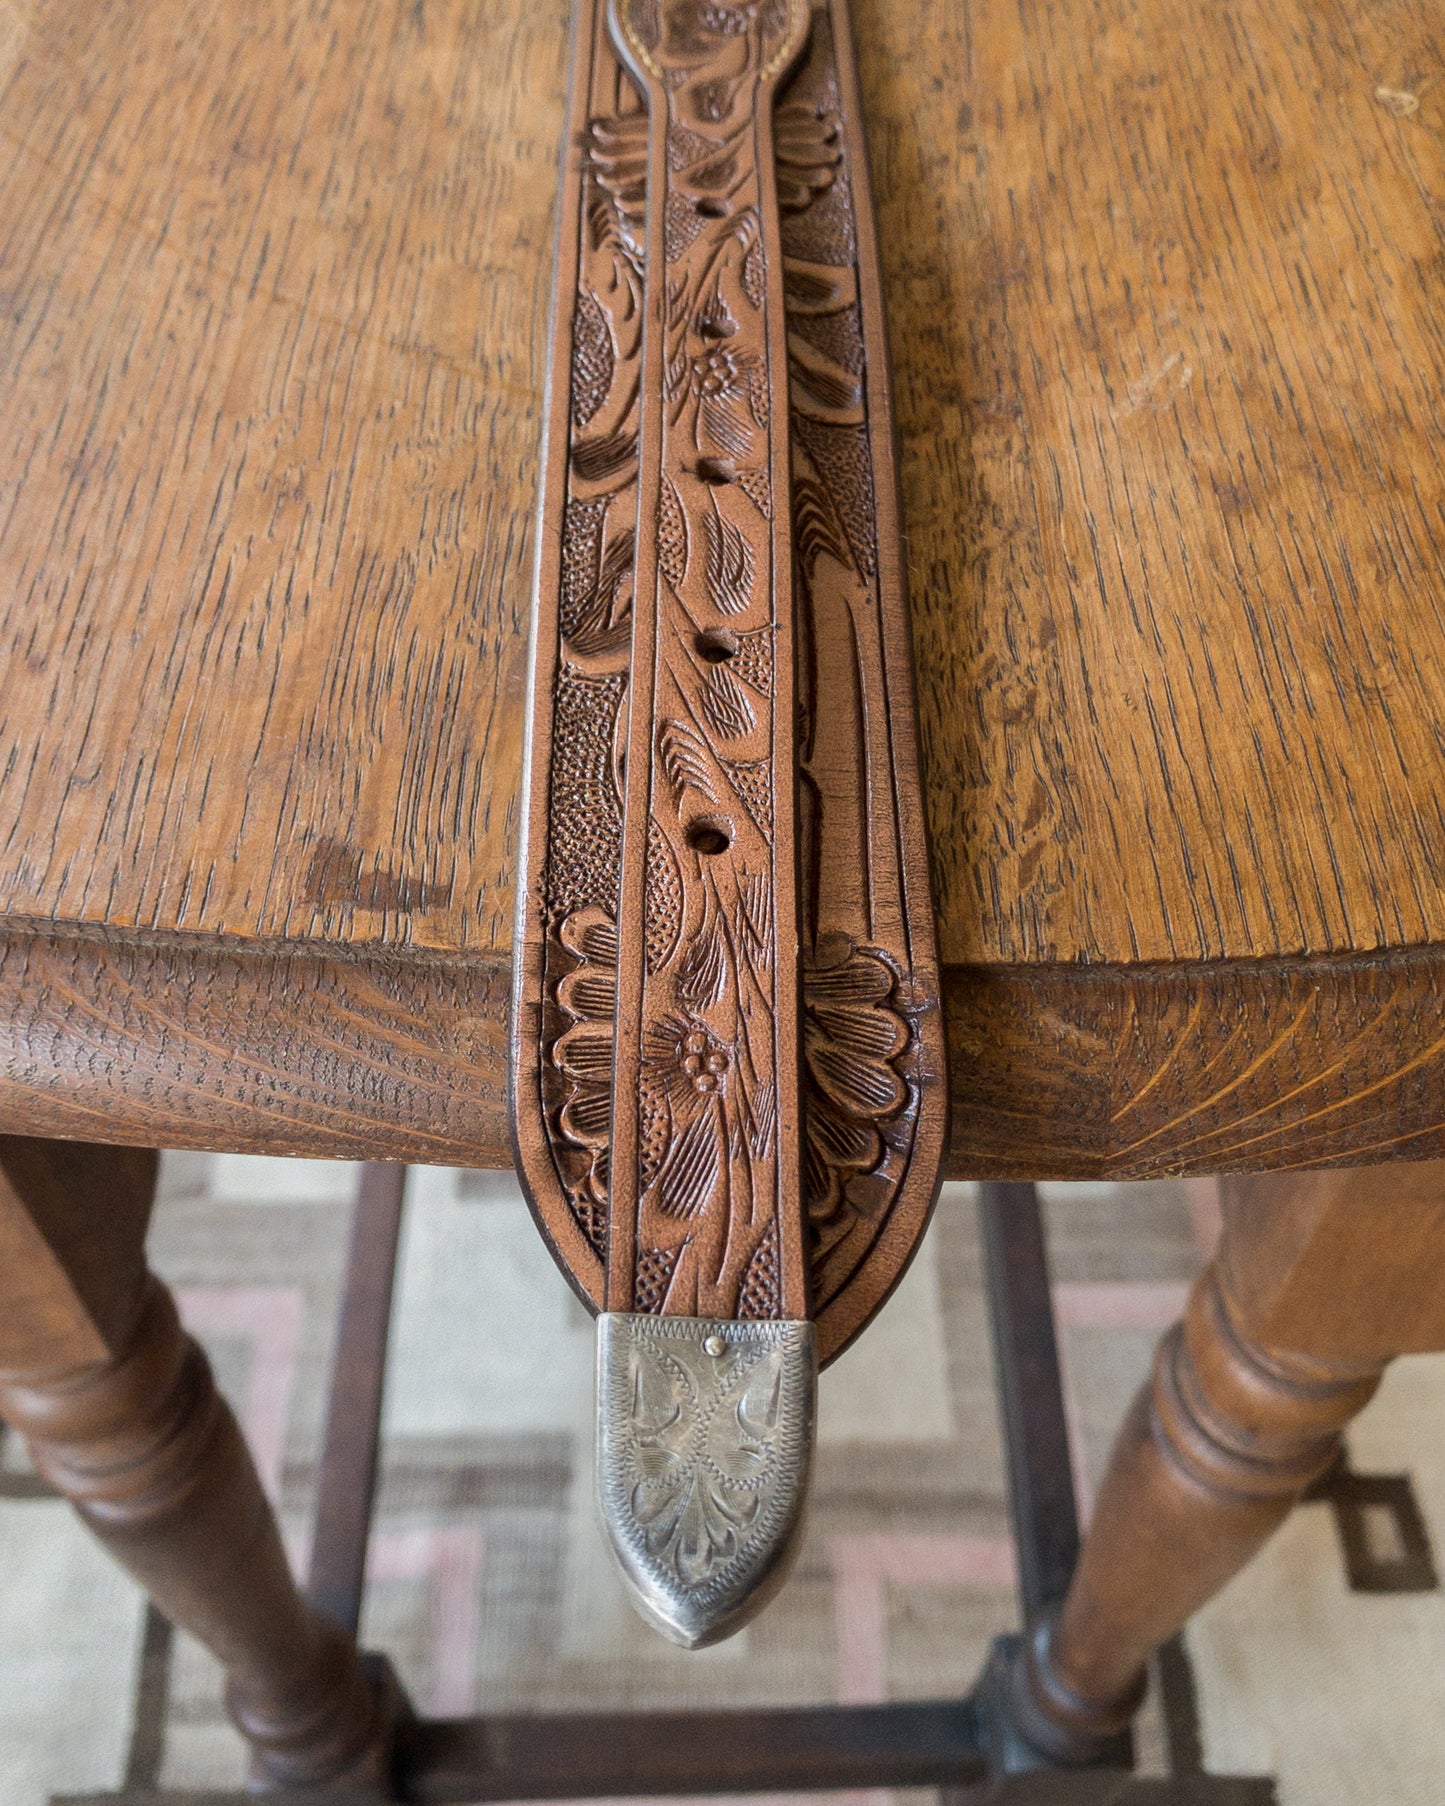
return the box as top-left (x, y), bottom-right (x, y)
top-left (1, 0), bottom-right (1443, 1792)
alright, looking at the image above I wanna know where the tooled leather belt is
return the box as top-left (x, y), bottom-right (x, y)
top-left (512, 0), bottom-right (946, 1647)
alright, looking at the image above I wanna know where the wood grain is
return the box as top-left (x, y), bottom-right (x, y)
top-left (0, 0), bottom-right (1441, 1174)
top-left (1218, 1158), bottom-right (1445, 1358)
top-left (882, 0), bottom-right (1445, 967)
top-left (0, 927), bottom-right (1440, 1180)
top-left (0, 926), bottom-right (514, 1168)
top-left (943, 947), bottom-right (1445, 1177)
top-left (0, 0), bottom-right (553, 952)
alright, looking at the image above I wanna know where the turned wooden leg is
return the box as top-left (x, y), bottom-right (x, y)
top-left (0, 1135), bottom-right (387, 1790)
top-left (1011, 1159), bottom-right (1445, 1764)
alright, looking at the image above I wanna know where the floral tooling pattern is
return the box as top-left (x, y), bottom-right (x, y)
top-left (521, 0), bottom-right (943, 1355)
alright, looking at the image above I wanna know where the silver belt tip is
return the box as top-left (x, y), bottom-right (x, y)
top-left (595, 1312), bottom-right (818, 1648)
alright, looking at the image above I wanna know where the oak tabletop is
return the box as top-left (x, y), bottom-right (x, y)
top-left (0, 0), bottom-right (1441, 1178)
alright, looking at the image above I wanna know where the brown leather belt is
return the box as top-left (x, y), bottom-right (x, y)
top-left (512, 0), bottom-right (946, 1647)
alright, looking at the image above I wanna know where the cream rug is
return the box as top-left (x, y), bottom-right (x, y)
top-left (0, 1156), bottom-right (1438, 1804)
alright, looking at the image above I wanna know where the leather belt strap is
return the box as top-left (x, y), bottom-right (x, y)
top-left (512, 0), bottom-right (947, 1646)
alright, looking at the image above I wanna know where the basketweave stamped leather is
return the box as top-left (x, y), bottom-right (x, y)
top-left (511, 0), bottom-right (946, 1645)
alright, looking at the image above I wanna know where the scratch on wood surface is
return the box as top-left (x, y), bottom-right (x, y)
top-left (1375, 84), bottom-right (1420, 118)
top-left (1120, 352), bottom-right (1195, 415)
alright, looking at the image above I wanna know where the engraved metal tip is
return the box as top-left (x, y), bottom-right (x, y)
top-left (596, 1313), bottom-right (817, 1648)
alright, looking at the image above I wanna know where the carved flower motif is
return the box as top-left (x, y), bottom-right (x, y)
top-left (774, 99), bottom-right (843, 212)
top-left (552, 913), bottom-right (909, 1238)
top-left (802, 940), bottom-right (910, 1229)
top-left (639, 1010), bottom-right (736, 1222)
top-left (669, 1021), bottom-right (730, 1095)
top-left (588, 113), bottom-right (648, 262)
top-left (689, 343), bottom-right (758, 456)
top-left (552, 906), bottom-right (621, 1208)
top-left (553, 908), bottom-right (736, 1218)
top-left (694, 345), bottom-right (746, 400)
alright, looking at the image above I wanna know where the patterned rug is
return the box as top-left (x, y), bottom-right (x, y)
top-left (2, 1156), bottom-right (1441, 1804)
